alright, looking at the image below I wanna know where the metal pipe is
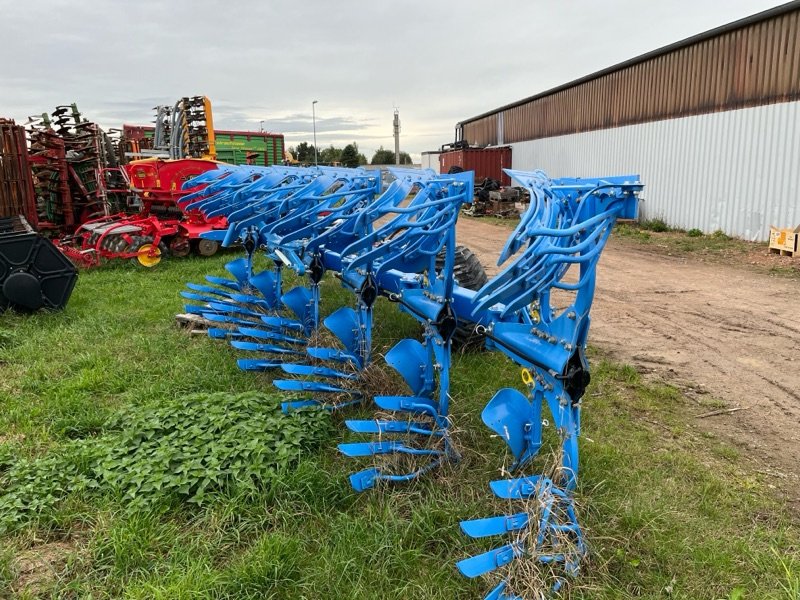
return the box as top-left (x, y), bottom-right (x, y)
top-left (393, 109), bottom-right (400, 165)
top-left (312, 100), bottom-right (318, 166)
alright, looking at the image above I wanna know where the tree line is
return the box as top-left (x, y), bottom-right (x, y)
top-left (288, 142), bottom-right (413, 167)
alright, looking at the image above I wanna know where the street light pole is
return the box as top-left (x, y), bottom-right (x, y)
top-left (259, 120), bottom-right (264, 133)
top-left (312, 100), bottom-right (318, 166)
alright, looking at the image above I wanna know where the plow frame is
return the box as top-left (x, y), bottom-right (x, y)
top-left (176, 164), bottom-right (644, 597)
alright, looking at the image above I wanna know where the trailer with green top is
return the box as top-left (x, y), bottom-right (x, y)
top-left (122, 125), bottom-right (285, 167)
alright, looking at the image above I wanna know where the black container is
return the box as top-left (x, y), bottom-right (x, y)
top-left (0, 216), bottom-right (77, 312)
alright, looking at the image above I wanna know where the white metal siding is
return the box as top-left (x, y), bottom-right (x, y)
top-left (420, 151), bottom-right (441, 173)
top-left (509, 101), bottom-right (800, 241)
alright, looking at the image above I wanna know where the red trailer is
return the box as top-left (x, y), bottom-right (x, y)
top-left (439, 147), bottom-right (512, 186)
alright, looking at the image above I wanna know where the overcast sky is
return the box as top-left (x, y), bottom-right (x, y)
top-left (0, 0), bottom-right (787, 161)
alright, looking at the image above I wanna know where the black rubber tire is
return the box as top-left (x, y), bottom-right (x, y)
top-left (435, 245), bottom-right (488, 351)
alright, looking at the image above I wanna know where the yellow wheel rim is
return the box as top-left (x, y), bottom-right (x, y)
top-left (136, 244), bottom-right (162, 267)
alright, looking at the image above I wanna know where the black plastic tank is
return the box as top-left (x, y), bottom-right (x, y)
top-left (0, 216), bottom-right (77, 312)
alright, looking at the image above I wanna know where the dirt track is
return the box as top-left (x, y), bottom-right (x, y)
top-left (457, 218), bottom-right (800, 495)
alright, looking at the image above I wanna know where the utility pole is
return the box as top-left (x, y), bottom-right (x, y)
top-left (393, 108), bottom-right (400, 165)
top-left (312, 100), bottom-right (318, 166)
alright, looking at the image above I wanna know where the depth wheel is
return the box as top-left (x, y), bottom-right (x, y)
top-left (128, 236), bottom-right (168, 268)
top-left (195, 238), bottom-right (219, 257)
top-left (435, 245), bottom-right (488, 351)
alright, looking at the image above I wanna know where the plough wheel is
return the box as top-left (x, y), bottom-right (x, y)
top-left (448, 245), bottom-right (488, 291)
top-left (195, 238), bottom-right (219, 257)
top-left (129, 236), bottom-right (168, 268)
top-left (436, 245), bottom-right (488, 350)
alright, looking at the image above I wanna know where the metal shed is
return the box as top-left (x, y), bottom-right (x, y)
top-left (456, 2), bottom-right (800, 240)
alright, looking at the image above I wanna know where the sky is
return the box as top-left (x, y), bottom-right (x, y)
top-left (0, 0), bottom-right (788, 162)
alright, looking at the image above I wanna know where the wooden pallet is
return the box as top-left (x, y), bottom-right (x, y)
top-left (768, 247), bottom-right (798, 257)
top-left (175, 312), bottom-right (216, 336)
top-left (768, 225), bottom-right (799, 258)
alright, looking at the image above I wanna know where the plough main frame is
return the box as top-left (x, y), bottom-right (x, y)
top-left (180, 163), bottom-right (642, 597)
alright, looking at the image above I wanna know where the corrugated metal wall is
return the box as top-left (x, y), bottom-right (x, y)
top-left (508, 100), bottom-right (800, 241)
top-left (464, 113), bottom-right (499, 146)
top-left (462, 6), bottom-right (800, 146)
top-left (420, 152), bottom-right (441, 173)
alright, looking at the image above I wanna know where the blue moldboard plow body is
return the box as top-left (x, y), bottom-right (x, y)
top-left (180, 163), bottom-right (642, 597)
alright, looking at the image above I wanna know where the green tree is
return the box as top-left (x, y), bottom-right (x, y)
top-left (370, 146), bottom-right (413, 165)
top-left (351, 142), bottom-right (368, 165)
top-left (371, 146), bottom-right (394, 165)
top-left (340, 144), bottom-right (360, 168)
top-left (319, 145), bottom-right (342, 165)
top-left (295, 142), bottom-right (316, 163)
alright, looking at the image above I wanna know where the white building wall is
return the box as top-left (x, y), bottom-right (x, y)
top-left (420, 151), bottom-right (441, 173)
top-left (509, 101), bottom-right (800, 241)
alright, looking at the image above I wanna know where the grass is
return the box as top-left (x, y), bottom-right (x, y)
top-left (0, 254), bottom-right (798, 599)
top-left (613, 222), bottom-right (751, 254)
top-left (612, 222), bottom-right (800, 279)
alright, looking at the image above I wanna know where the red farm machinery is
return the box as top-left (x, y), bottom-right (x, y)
top-left (54, 96), bottom-right (226, 267)
top-left (2, 96), bottom-right (285, 272)
top-left (57, 157), bottom-right (224, 267)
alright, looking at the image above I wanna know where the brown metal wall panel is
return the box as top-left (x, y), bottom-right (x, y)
top-left (460, 7), bottom-right (800, 145)
top-left (464, 118), bottom-right (488, 146)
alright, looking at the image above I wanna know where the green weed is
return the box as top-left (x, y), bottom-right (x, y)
top-left (0, 391), bottom-right (331, 532)
top-left (639, 217), bottom-right (671, 232)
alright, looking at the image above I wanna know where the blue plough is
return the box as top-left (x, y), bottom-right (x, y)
top-left (180, 164), bottom-right (642, 597)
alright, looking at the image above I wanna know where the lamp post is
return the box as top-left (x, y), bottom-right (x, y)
top-left (312, 100), bottom-right (318, 165)
top-left (259, 120), bottom-right (264, 133)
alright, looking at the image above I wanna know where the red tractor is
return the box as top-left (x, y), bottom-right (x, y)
top-left (57, 158), bottom-right (224, 267)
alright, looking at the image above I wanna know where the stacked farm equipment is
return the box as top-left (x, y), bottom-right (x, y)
top-left (0, 118), bottom-right (77, 312)
top-left (121, 96), bottom-right (216, 162)
top-left (171, 96), bottom-right (216, 160)
top-left (55, 97), bottom-right (230, 267)
top-left (26, 104), bottom-right (128, 231)
top-left (179, 163), bottom-right (642, 596)
top-left (2, 94), bottom-right (282, 299)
